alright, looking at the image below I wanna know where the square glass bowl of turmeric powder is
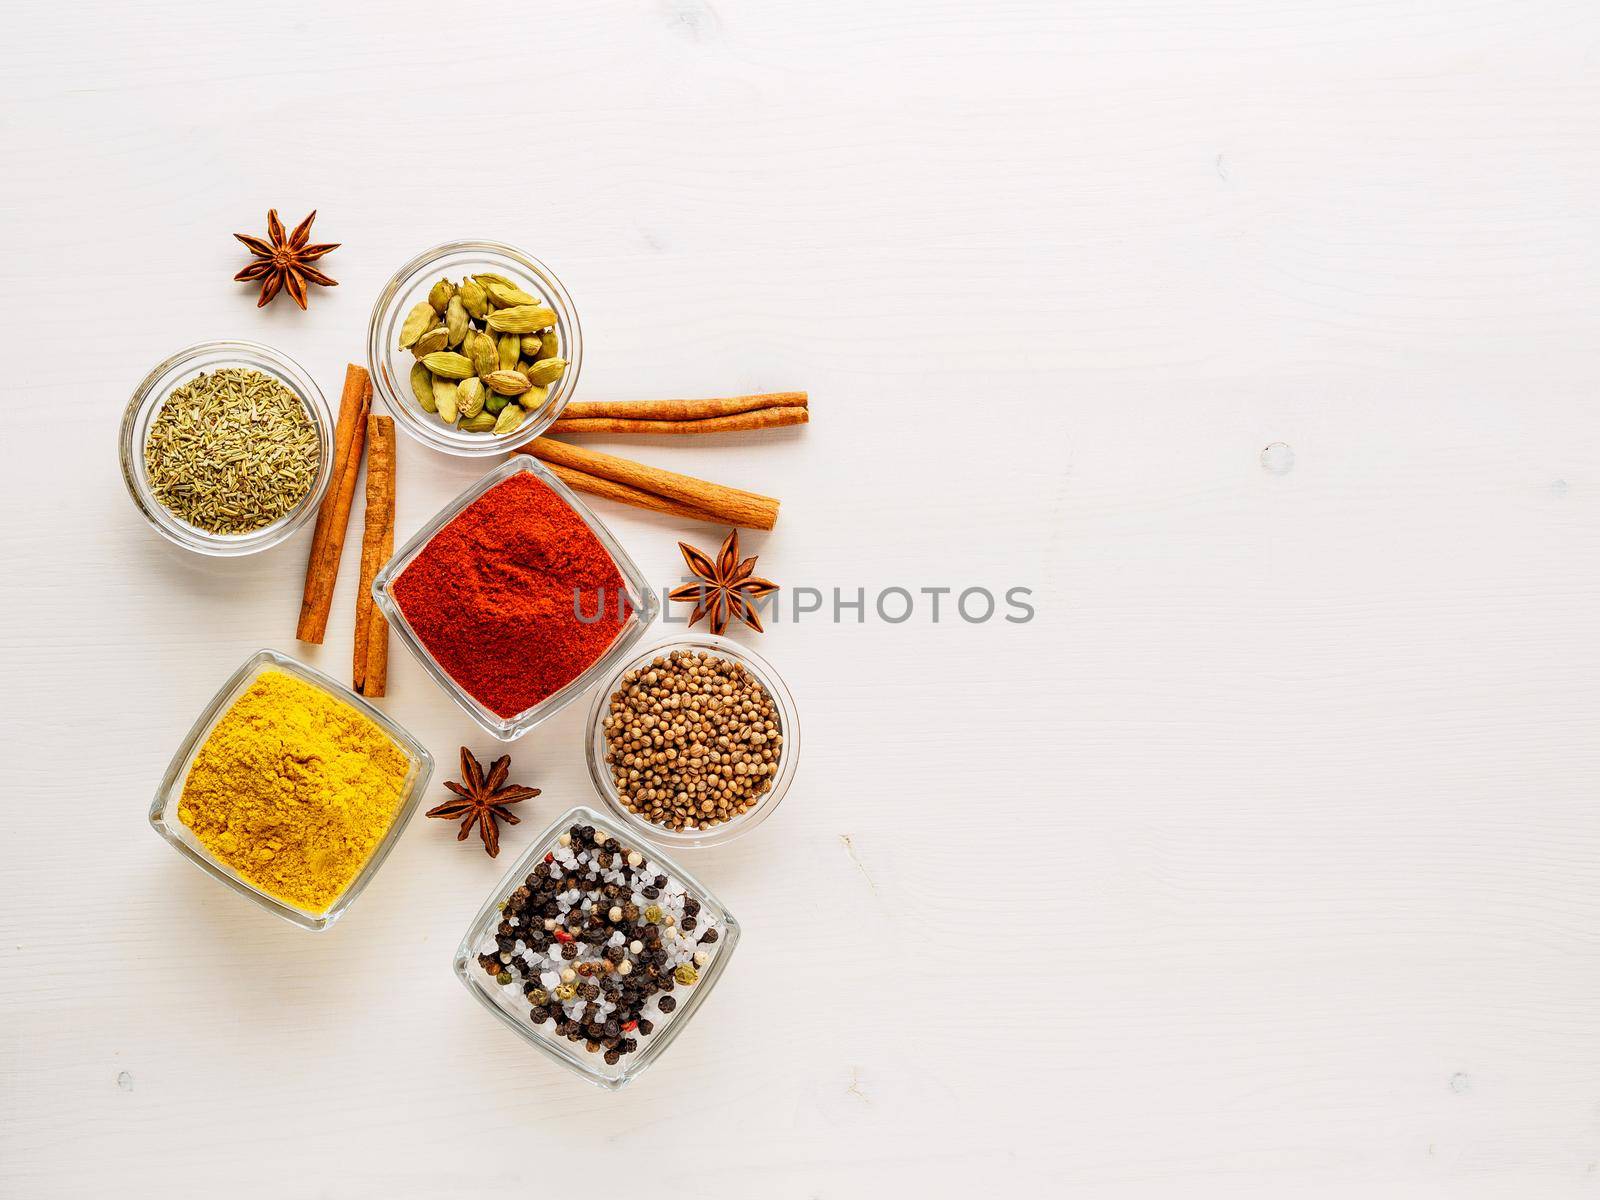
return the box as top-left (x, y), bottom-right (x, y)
top-left (148, 650), bottom-right (433, 931)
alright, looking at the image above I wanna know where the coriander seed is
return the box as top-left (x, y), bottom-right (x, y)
top-left (601, 648), bottom-right (783, 832)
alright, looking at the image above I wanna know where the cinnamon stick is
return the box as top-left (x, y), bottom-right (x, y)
top-left (549, 406), bottom-right (809, 437)
top-left (296, 365), bottom-right (371, 643)
top-left (521, 438), bottom-right (780, 530)
top-left (557, 392), bottom-right (806, 422)
top-left (353, 416), bottom-right (395, 697)
top-left (539, 461), bottom-right (728, 525)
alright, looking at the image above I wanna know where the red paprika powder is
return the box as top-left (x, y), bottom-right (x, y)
top-left (392, 471), bottom-right (631, 718)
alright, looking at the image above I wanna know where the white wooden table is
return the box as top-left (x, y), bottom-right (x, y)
top-left (5, 2), bottom-right (1600, 1195)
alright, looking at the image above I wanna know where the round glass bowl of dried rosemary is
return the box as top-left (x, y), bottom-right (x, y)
top-left (119, 341), bottom-right (333, 556)
top-left (585, 636), bottom-right (801, 849)
top-left (367, 241), bottom-right (582, 457)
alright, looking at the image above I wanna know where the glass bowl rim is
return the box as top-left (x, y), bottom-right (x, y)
top-left (366, 239), bottom-right (581, 458)
top-left (119, 339), bottom-right (334, 557)
top-left (451, 802), bottom-right (741, 1090)
top-left (584, 633), bottom-right (800, 849)
top-left (146, 647), bottom-right (434, 931)
top-left (372, 455), bottom-right (661, 741)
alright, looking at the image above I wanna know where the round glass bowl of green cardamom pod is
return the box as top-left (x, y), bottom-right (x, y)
top-left (119, 341), bottom-right (334, 557)
top-left (368, 241), bottom-right (582, 457)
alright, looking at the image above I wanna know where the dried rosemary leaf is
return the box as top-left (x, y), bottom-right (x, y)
top-left (144, 367), bottom-right (320, 535)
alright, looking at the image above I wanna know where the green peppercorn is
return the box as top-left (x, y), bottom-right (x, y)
top-left (496, 970), bottom-right (513, 986)
top-left (674, 963), bottom-right (699, 986)
top-left (527, 987), bottom-right (549, 1005)
top-left (643, 904), bottom-right (664, 924)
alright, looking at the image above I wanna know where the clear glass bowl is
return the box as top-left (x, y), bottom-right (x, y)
top-left (119, 341), bottom-right (334, 556)
top-left (367, 240), bottom-right (581, 457)
top-left (372, 456), bottom-right (660, 740)
top-left (452, 804), bottom-right (740, 1091)
top-left (147, 649), bottom-right (434, 931)
top-left (586, 635), bottom-right (800, 849)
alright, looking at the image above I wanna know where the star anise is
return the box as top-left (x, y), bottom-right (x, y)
top-left (426, 747), bottom-right (540, 857)
top-left (667, 529), bottom-right (779, 635)
top-left (233, 209), bottom-right (339, 309)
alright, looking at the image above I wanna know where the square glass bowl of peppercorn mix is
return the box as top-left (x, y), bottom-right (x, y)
top-left (453, 804), bottom-right (739, 1090)
top-left (372, 456), bottom-right (660, 740)
top-left (148, 649), bottom-right (434, 931)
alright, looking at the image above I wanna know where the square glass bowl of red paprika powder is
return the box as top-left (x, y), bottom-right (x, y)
top-left (373, 457), bottom-right (660, 740)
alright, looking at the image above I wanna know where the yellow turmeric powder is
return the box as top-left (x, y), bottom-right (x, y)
top-left (178, 668), bottom-right (409, 914)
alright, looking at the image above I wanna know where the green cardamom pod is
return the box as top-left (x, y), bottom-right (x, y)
top-left (486, 305), bottom-right (557, 334)
top-left (484, 393), bottom-right (510, 415)
top-left (397, 301), bottom-right (437, 349)
top-left (459, 278), bottom-right (489, 320)
top-left (457, 376), bottom-right (486, 418)
top-left (492, 404), bottom-right (527, 435)
top-left (520, 384), bottom-right (549, 411)
top-left (427, 277), bottom-right (455, 314)
top-left (409, 362), bottom-right (437, 412)
top-left (473, 272), bottom-right (515, 293)
top-left (468, 329), bottom-right (498, 378)
top-left (487, 281), bottom-right (540, 308)
top-left (411, 326), bottom-right (449, 359)
top-left (445, 295), bottom-right (468, 347)
top-left (420, 351), bottom-right (474, 380)
top-left (434, 377), bottom-right (460, 424)
top-left (520, 335), bottom-right (543, 358)
top-left (535, 330), bottom-right (560, 361)
top-left (483, 369), bottom-right (532, 396)
top-left (460, 412), bottom-right (497, 433)
top-left (523, 358), bottom-right (566, 387)
top-left (497, 333), bottom-right (521, 372)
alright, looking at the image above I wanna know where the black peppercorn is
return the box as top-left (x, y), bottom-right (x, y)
top-left (658, 995), bottom-right (677, 1013)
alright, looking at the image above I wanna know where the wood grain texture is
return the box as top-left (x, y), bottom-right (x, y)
top-left (4, 1), bottom-right (1600, 1196)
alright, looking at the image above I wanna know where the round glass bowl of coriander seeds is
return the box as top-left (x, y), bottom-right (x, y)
top-left (586, 636), bottom-right (801, 849)
top-left (367, 240), bottom-right (582, 457)
top-left (119, 340), bottom-right (334, 557)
